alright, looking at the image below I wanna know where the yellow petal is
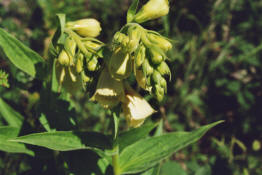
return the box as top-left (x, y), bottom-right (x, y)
top-left (122, 84), bottom-right (156, 127)
top-left (91, 67), bottom-right (125, 108)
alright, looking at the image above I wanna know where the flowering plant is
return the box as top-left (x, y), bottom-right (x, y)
top-left (0, 0), bottom-right (222, 174)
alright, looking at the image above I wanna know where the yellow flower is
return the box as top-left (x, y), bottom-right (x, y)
top-left (66, 18), bottom-right (102, 37)
top-left (122, 85), bottom-right (156, 128)
top-left (108, 47), bottom-right (132, 80)
top-left (134, 0), bottom-right (169, 23)
top-left (147, 33), bottom-right (172, 52)
top-left (91, 67), bottom-right (125, 108)
top-left (135, 69), bottom-right (152, 91)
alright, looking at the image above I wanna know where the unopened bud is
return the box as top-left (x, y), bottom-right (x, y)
top-left (150, 49), bottom-right (164, 65)
top-left (64, 37), bottom-right (77, 65)
top-left (66, 18), bottom-right (102, 37)
top-left (87, 56), bottom-right (98, 72)
top-left (152, 70), bottom-right (162, 84)
top-left (113, 32), bottom-right (129, 48)
top-left (154, 84), bottom-right (165, 102)
top-left (156, 61), bottom-right (171, 79)
top-left (109, 48), bottom-right (132, 80)
top-left (135, 45), bottom-right (146, 68)
top-left (147, 33), bottom-right (172, 51)
top-left (84, 41), bottom-right (102, 51)
top-left (58, 50), bottom-right (70, 66)
top-left (142, 59), bottom-right (154, 76)
top-left (134, 0), bottom-right (169, 23)
top-left (127, 26), bottom-right (142, 53)
top-left (76, 54), bottom-right (84, 73)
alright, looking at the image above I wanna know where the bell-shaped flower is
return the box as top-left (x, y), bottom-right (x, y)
top-left (91, 67), bottom-right (125, 108)
top-left (108, 47), bottom-right (132, 80)
top-left (122, 84), bottom-right (156, 128)
top-left (66, 18), bottom-right (102, 37)
top-left (134, 0), bottom-right (169, 23)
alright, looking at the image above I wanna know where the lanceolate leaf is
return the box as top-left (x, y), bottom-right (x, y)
top-left (11, 131), bottom-right (112, 151)
top-left (119, 121), bottom-right (223, 174)
top-left (127, 0), bottom-right (140, 23)
top-left (0, 126), bottom-right (34, 156)
top-left (0, 98), bottom-right (24, 128)
top-left (0, 28), bottom-right (43, 77)
top-left (118, 121), bottom-right (158, 152)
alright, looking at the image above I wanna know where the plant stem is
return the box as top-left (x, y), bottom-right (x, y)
top-left (112, 110), bottom-right (121, 175)
top-left (112, 143), bottom-right (121, 175)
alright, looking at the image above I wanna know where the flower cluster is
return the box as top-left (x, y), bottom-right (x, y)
top-left (55, 18), bottom-right (104, 94)
top-left (54, 0), bottom-right (171, 128)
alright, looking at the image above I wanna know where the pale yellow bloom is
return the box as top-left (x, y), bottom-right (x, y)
top-left (108, 47), bottom-right (132, 80)
top-left (134, 0), bottom-right (169, 23)
top-left (91, 67), bottom-right (125, 108)
top-left (66, 19), bottom-right (102, 37)
top-left (122, 85), bottom-right (156, 128)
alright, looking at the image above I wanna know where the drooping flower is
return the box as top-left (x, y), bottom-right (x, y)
top-left (108, 47), bottom-right (132, 80)
top-left (91, 67), bottom-right (125, 108)
top-left (122, 84), bottom-right (156, 128)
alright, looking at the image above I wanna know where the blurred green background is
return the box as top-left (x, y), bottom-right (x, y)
top-left (0, 0), bottom-right (262, 174)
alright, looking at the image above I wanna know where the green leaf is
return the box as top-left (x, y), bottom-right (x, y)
top-left (118, 121), bottom-right (158, 152)
top-left (0, 126), bottom-right (34, 156)
top-left (0, 28), bottom-right (43, 77)
top-left (113, 112), bottom-right (119, 140)
top-left (119, 121), bottom-right (223, 174)
top-left (11, 131), bottom-right (112, 151)
top-left (127, 0), bottom-right (140, 23)
top-left (51, 59), bottom-right (60, 92)
top-left (57, 14), bottom-right (66, 34)
top-left (0, 98), bottom-right (24, 128)
top-left (141, 164), bottom-right (161, 175)
top-left (56, 13), bottom-right (67, 44)
top-left (160, 162), bottom-right (187, 175)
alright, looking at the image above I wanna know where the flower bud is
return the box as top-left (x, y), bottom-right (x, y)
top-left (113, 32), bottom-right (129, 48)
top-left (160, 78), bottom-right (167, 93)
top-left (109, 48), bottom-right (132, 80)
top-left (147, 33), bottom-right (172, 51)
top-left (154, 84), bottom-right (165, 102)
top-left (84, 41), bottom-right (102, 51)
top-left (58, 50), bottom-right (70, 66)
top-left (91, 67), bottom-right (125, 108)
top-left (66, 18), bottom-right (102, 37)
top-left (122, 84), bottom-right (156, 128)
top-left (149, 48), bottom-right (164, 65)
top-left (135, 69), bottom-right (152, 91)
top-left (134, 0), bottom-right (169, 23)
top-left (135, 45), bottom-right (146, 68)
top-left (156, 61), bottom-right (171, 79)
top-left (127, 26), bottom-right (142, 53)
top-left (142, 59), bottom-right (154, 76)
top-left (87, 56), bottom-right (98, 72)
top-left (60, 37), bottom-right (76, 66)
top-left (152, 70), bottom-right (162, 84)
top-left (76, 53), bottom-right (84, 73)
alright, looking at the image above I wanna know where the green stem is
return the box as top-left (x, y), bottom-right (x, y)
top-left (111, 110), bottom-right (121, 175)
top-left (112, 143), bottom-right (121, 175)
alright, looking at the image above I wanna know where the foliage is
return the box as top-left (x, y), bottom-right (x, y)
top-left (0, 0), bottom-right (262, 175)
